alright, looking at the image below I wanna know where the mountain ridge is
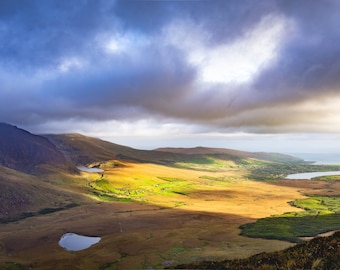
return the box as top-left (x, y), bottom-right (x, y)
top-left (46, 134), bottom-right (303, 166)
top-left (0, 123), bottom-right (303, 172)
top-left (0, 123), bottom-right (73, 174)
top-left (155, 146), bottom-right (304, 163)
top-left (155, 146), bottom-right (252, 157)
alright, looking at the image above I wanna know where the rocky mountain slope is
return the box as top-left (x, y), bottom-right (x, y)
top-left (0, 123), bottom-right (72, 173)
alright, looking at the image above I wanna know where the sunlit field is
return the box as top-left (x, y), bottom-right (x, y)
top-left (1, 157), bottom-right (339, 269)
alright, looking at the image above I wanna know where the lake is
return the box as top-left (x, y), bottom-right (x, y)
top-left (59, 233), bottom-right (101, 251)
top-left (286, 171), bottom-right (340, 180)
top-left (77, 166), bottom-right (104, 173)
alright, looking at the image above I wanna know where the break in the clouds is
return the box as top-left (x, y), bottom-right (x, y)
top-left (1, 0), bottom-right (340, 138)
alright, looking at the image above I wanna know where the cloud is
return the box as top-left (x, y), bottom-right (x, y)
top-left (1, 0), bottom-right (340, 136)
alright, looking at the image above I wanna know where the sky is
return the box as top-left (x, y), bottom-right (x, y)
top-left (1, 0), bottom-right (340, 155)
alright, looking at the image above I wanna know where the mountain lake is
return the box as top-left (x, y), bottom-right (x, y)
top-left (59, 233), bottom-right (101, 251)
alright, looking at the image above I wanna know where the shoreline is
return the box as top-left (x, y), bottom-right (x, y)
top-left (299, 229), bottom-right (340, 241)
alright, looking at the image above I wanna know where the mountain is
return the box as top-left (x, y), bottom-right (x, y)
top-left (45, 133), bottom-right (142, 165)
top-left (156, 146), bottom-right (304, 163)
top-left (0, 123), bottom-right (302, 173)
top-left (44, 133), bottom-right (214, 165)
top-left (0, 124), bottom-right (87, 221)
top-left (155, 146), bottom-right (252, 157)
top-left (0, 123), bottom-right (72, 173)
top-left (45, 134), bottom-right (303, 167)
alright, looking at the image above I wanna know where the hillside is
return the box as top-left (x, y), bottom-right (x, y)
top-left (174, 231), bottom-right (340, 269)
top-left (155, 146), bottom-right (253, 157)
top-left (0, 123), bottom-right (72, 174)
top-left (0, 165), bottom-right (85, 222)
top-left (46, 134), bottom-right (246, 166)
top-left (156, 146), bottom-right (304, 164)
top-left (45, 134), bottom-right (303, 168)
top-left (45, 133), bottom-right (186, 165)
top-left (0, 124), bottom-right (87, 222)
top-left (45, 133), bottom-right (138, 165)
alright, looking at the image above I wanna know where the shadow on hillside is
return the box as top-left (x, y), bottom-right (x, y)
top-left (174, 231), bottom-right (340, 270)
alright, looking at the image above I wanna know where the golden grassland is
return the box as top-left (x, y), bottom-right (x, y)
top-left (0, 161), bottom-right (339, 269)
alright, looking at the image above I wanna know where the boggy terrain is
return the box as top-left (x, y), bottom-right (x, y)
top-left (0, 124), bottom-right (340, 269)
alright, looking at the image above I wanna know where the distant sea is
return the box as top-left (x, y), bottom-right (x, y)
top-left (288, 153), bottom-right (340, 165)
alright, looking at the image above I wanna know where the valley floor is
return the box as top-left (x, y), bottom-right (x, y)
top-left (1, 162), bottom-right (340, 269)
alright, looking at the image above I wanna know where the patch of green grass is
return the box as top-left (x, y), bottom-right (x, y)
top-left (89, 175), bottom-right (194, 203)
top-left (241, 213), bottom-right (340, 242)
top-left (199, 175), bottom-right (236, 183)
top-left (0, 262), bottom-right (30, 270)
top-left (155, 180), bottom-right (193, 196)
top-left (90, 179), bottom-right (115, 193)
top-left (174, 156), bottom-right (237, 171)
top-left (312, 175), bottom-right (340, 181)
top-left (157, 177), bottom-right (185, 182)
top-left (240, 195), bottom-right (340, 242)
top-left (91, 190), bottom-right (134, 202)
top-left (291, 195), bottom-right (340, 213)
top-left (90, 179), bottom-right (139, 200)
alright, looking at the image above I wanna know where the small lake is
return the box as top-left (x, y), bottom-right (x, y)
top-left (77, 166), bottom-right (104, 173)
top-left (286, 171), bottom-right (340, 180)
top-left (59, 233), bottom-right (101, 251)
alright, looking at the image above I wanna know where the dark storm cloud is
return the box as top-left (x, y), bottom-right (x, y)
top-left (114, 0), bottom-right (275, 43)
top-left (255, 0), bottom-right (340, 96)
top-left (0, 0), bottom-right (117, 69)
top-left (44, 44), bottom-right (195, 115)
top-left (1, 0), bottom-right (340, 133)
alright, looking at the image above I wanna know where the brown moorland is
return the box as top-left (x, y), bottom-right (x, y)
top-left (2, 161), bottom-right (339, 269)
top-left (0, 128), bottom-right (339, 269)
